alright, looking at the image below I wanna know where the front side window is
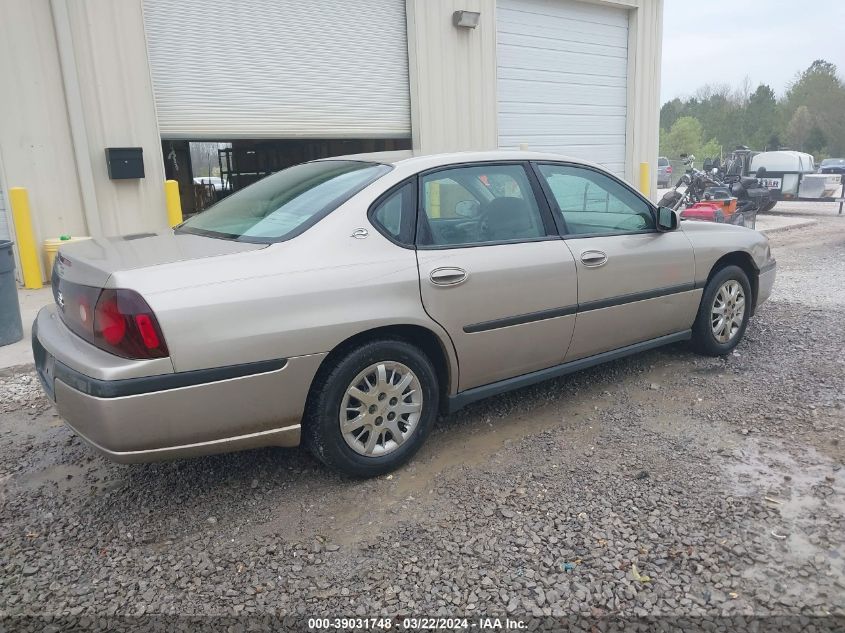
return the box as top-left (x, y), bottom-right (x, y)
top-left (418, 165), bottom-right (545, 246)
top-left (178, 160), bottom-right (391, 242)
top-left (537, 164), bottom-right (655, 236)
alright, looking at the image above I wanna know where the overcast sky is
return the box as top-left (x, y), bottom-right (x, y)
top-left (661, 0), bottom-right (845, 104)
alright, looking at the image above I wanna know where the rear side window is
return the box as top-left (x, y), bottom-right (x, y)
top-left (178, 160), bottom-right (391, 243)
top-left (369, 181), bottom-right (416, 246)
top-left (538, 164), bottom-right (655, 236)
top-left (417, 165), bottom-right (546, 247)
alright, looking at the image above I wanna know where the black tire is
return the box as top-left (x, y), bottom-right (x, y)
top-left (658, 191), bottom-right (682, 208)
top-left (303, 339), bottom-right (439, 477)
top-left (691, 265), bottom-right (752, 357)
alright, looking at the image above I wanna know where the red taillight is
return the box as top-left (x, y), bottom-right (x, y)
top-left (92, 288), bottom-right (169, 359)
top-left (134, 314), bottom-right (161, 350)
top-left (97, 296), bottom-right (127, 345)
top-left (666, 166), bottom-right (673, 174)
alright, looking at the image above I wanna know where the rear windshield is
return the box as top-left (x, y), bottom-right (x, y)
top-left (658, 157), bottom-right (669, 166)
top-left (178, 160), bottom-right (391, 242)
top-left (821, 158), bottom-right (845, 166)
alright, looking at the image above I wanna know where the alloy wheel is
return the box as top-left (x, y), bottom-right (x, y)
top-left (711, 280), bottom-right (746, 344)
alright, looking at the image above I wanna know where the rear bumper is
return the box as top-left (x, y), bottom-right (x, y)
top-left (33, 307), bottom-right (326, 463)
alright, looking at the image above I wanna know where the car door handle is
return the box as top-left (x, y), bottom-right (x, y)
top-left (429, 267), bottom-right (468, 286)
top-left (580, 250), bottom-right (608, 267)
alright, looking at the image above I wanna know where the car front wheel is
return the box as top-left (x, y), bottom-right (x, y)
top-left (303, 339), bottom-right (439, 477)
top-left (691, 265), bottom-right (752, 356)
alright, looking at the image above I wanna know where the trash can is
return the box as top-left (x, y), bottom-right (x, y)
top-left (0, 240), bottom-right (25, 346)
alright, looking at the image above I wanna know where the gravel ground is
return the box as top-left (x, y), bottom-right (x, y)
top-left (1, 215), bottom-right (844, 632)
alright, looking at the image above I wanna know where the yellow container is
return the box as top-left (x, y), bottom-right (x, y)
top-left (43, 236), bottom-right (92, 277)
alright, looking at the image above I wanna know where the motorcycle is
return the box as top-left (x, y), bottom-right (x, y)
top-left (658, 155), bottom-right (739, 225)
top-left (658, 154), bottom-right (772, 227)
top-left (715, 154), bottom-right (776, 219)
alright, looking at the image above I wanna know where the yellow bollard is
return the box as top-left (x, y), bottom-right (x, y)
top-left (639, 162), bottom-right (650, 197)
top-left (428, 181), bottom-right (441, 219)
top-left (164, 180), bottom-right (183, 227)
top-left (9, 187), bottom-right (43, 289)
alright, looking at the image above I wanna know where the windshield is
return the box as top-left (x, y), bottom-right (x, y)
top-left (178, 160), bottom-right (391, 242)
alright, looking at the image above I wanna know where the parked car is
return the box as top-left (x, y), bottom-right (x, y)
top-left (193, 176), bottom-right (225, 192)
top-left (657, 156), bottom-right (672, 187)
top-left (34, 151), bottom-right (776, 477)
top-left (819, 158), bottom-right (845, 175)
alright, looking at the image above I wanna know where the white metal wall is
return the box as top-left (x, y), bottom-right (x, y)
top-left (143, 0), bottom-right (412, 140)
top-left (497, 0), bottom-right (629, 176)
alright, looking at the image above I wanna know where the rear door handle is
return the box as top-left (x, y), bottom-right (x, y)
top-left (429, 267), bottom-right (468, 286)
top-left (580, 250), bottom-right (608, 267)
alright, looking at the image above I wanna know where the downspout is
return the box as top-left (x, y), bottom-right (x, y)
top-left (50, 0), bottom-right (103, 237)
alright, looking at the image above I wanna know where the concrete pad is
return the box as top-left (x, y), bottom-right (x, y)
top-left (0, 286), bottom-right (52, 370)
top-left (753, 214), bottom-right (818, 234)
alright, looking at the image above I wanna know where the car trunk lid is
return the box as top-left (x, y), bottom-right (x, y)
top-left (53, 231), bottom-right (266, 287)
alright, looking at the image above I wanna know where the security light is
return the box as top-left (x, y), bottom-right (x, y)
top-left (453, 10), bottom-right (481, 29)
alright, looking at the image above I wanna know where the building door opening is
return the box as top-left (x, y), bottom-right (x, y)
top-left (162, 138), bottom-right (411, 218)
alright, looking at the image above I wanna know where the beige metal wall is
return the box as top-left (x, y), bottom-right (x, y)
top-left (623, 0), bottom-right (664, 195)
top-left (406, 0), bottom-right (664, 192)
top-left (0, 0), bottom-right (166, 281)
top-left (406, 0), bottom-right (499, 153)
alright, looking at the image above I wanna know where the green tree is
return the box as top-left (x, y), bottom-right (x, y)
top-left (659, 60), bottom-right (845, 159)
top-left (744, 85), bottom-right (779, 150)
top-left (786, 105), bottom-right (814, 151)
top-left (661, 116), bottom-right (704, 158)
top-left (659, 98), bottom-right (686, 132)
top-left (785, 60), bottom-right (845, 155)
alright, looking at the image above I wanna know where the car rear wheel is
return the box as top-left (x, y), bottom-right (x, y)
top-left (303, 339), bottom-right (439, 477)
top-left (691, 265), bottom-right (752, 356)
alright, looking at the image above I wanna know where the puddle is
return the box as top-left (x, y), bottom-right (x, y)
top-left (726, 441), bottom-right (845, 596)
top-left (13, 462), bottom-right (90, 493)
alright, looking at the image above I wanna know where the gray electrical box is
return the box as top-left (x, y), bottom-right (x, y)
top-left (105, 147), bottom-right (144, 179)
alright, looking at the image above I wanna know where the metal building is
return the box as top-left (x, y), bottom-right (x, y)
top-left (0, 0), bottom-right (663, 279)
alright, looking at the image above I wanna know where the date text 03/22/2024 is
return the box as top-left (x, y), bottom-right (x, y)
top-left (308, 617), bottom-right (528, 630)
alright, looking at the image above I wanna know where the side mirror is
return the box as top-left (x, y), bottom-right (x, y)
top-left (656, 206), bottom-right (679, 232)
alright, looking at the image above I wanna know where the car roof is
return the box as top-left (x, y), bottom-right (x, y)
top-left (317, 149), bottom-right (606, 172)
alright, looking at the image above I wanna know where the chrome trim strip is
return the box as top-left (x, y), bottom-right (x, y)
top-left (463, 305), bottom-right (577, 333)
top-left (463, 284), bottom-right (696, 333)
top-left (68, 423), bottom-right (302, 459)
top-left (35, 335), bottom-right (288, 399)
top-left (577, 283), bottom-right (696, 313)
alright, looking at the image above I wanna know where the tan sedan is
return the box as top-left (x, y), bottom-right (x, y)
top-left (33, 151), bottom-right (776, 477)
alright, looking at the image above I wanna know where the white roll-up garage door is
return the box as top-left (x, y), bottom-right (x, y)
top-left (497, 0), bottom-right (629, 176)
top-left (143, 0), bottom-right (411, 140)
